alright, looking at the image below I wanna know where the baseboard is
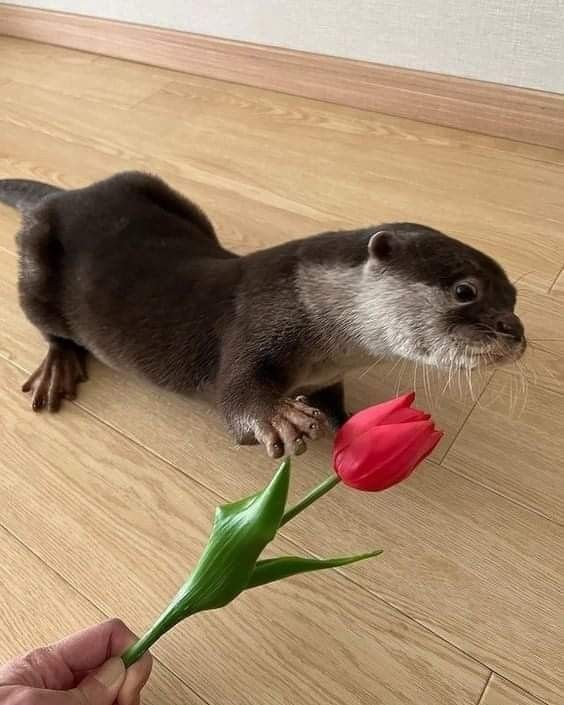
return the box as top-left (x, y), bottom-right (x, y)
top-left (1, 3), bottom-right (563, 149)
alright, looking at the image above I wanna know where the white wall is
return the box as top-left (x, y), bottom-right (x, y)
top-left (5, 1), bottom-right (564, 93)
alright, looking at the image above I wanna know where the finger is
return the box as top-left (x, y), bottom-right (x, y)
top-left (62, 359), bottom-right (76, 399)
top-left (271, 416), bottom-right (304, 456)
top-left (285, 401), bottom-right (329, 436)
top-left (0, 684), bottom-right (119, 705)
top-left (21, 364), bottom-right (43, 392)
top-left (284, 402), bottom-right (328, 439)
top-left (267, 440), bottom-right (284, 459)
top-left (293, 436), bottom-right (307, 456)
top-left (73, 657), bottom-right (125, 705)
top-left (290, 399), bottom-right (324, 418)
top-left (0, 685), bottom-right (72, 703)
top-left (47, 361), bottom-right (63, 412)
top-left (303, 419), bottom-right (323, 440)
top-left (76, 350), bottom-right (89, 382)
top-left (254, 423), bottom-right (284, 458)
top-left (283, 406), bottom-right (325, 440)
top-left (0, 660), bottom-right (128, 705)
top-left (53, 619), bottom-right (137, 673)
top-left (118, 651), bottom-right (152, 705)
top-left (31, 376), bottom-right (50, 411)
top-left (56, 620), bottom-right (152, 705)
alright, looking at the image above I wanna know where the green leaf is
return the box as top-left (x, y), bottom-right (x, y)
top-left (247, 550), bottom-right (383, 589)
top-left (168, 457), bottom-right (291, 616)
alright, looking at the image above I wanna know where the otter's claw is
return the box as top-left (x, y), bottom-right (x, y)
top-left (22, 343), bottom-right (88, 412)
top-left (254, 397), bottom-right (329, 458)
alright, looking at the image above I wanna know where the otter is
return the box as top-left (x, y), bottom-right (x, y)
top-left (0, 171), bottom-right (525, 458)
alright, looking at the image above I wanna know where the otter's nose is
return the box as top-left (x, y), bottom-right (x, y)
top-left (496, 313), bottom-right (524, 340)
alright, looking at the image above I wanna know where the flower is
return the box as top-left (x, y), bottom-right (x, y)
top-left (332, 392), bottom-right (443, 491)
top-left (120, 393), bottom-right (438, 668)
top-left (121, 459), bottom-right (379, 667)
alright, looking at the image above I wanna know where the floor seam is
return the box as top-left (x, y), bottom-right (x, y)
top-left (547, 263), bottom-right (563, 293)
top-left (438, 374), bottom-right (492, 460)
top-left (1, 346), bottom-right (561, 525)
top-left (442, 462), bottom-right (561, 525)
top-left (481, 671), bottom-right (551, 705)
top-left (476, 672), bottom-right (493, 704)
top-left (0, 523), bottom-right (213, 705)
top-left (0, 352), bottom-right (514, 688)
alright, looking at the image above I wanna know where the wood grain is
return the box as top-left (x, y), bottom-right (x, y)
top-left (0, 359), bottom-right (488, 705)
top-left (0, 527), bottom-right (207, 705)
top-left (0, 61), bottom-right (563, 293)
top-left (550, 267), bottom-right (564, 297)
top-left (515, 288), bottom-right (564, 342)
top-left (0, 4), bottom-right (563, 148)
top-left (0, 240), bottom-right (502, 469)
top-left (0, 38), bottom-right (562, 705)
top-left (479, 675), bottom-right (548, 705)
top-left (0, 246), bottom-right (561, 702)
top-left (0, 36), bottom-right (178, 108)
top-left (442, 369), bottom-right (564, 521)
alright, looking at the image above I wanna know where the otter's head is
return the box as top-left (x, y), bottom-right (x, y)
top-left (357, 223), bottom-right (525, 369)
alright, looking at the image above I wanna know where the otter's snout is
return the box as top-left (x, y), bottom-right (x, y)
top-left (495, 312), bottom-right (524, 341)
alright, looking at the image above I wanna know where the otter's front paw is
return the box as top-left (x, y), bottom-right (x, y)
top-left (248, 398), bottom-right (329, 459)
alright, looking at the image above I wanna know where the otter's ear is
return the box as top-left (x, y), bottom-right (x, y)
top-left (368, 230), bottom-right (397, 261)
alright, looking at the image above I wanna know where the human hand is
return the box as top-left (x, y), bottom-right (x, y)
top-left (0, 618), bottom-right (153, 705)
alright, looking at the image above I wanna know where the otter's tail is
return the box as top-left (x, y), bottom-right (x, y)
top-left (0, 179), bottom-right (63, 212)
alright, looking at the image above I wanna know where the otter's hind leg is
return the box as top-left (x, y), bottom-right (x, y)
top-left (17, 209), bottom-right (89, 411)
top-left (22, 337), bottom-right (88, 411)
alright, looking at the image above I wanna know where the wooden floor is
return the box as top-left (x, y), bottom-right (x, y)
top-left (0, 37), bottom-right (562, 705)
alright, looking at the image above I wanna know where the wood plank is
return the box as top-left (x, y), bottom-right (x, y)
top-left (440, 288), bottom-right (564, 521)
top-left (515, 287), bottom-right (564, 342)
top-left (0, 36), bottom-right (179, 108)
top-left (0, 527), bottom-right (208, 705)
top-left (442, 368), bottom-right (564, 521)
top-left (0, 244), bottom-right (560, 703)
top-left (138, 76), bottom-right (564, 225)
top-left (503, 340), bottom-right (564, 396)
top-left (479, 674), bottom-right (548, 705)
top-left (1, 78), bottom-right (563, 291)
top-left (6, 36), bottom-right (564, 165)
top-left (0, 357), bottom-right (488, 705)
top-left (0, 107), bottom-right (339, 254)
top-left (0, 239), bottom-right (491, 466)
top-left (0, 5), bottom-right (563, 148)
top-left (0, 41), bottom-right (562, 705)
top-left (550, 267), bottom-right (564, 297)
top-left (134, 69), bottom-right (564, 163)
top-left (276, 468), bottom-right (564, 705)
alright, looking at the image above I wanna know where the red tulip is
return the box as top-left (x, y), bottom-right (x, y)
top-left (332, 392), bottom-right (443, 491)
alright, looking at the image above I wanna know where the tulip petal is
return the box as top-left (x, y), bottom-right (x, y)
top-left (336, 418), bottom-right (433, 471)
top-left (334, 420), bottom-right (442, 491)
top-left (335, 392), bottom-right (429, 452)
top-left (414, 430), bottom-right (444, 466)
top-left (354, 422), bottom-right (439, 482)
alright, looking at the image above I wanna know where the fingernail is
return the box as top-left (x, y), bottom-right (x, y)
top-left (94, 657), bottom-right (125, 688)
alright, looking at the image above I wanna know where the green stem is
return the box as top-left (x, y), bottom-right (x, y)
top-left (121, 606), bottom-right (186, 668)
top-left (122, 471), bottom-right (341, 664)
top-left (280, 474), bottom-right (341, 527)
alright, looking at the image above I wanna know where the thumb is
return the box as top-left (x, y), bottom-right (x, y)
top-left (71, 657), bottom-right (125, 704)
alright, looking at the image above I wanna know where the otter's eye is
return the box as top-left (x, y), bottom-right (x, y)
top-left (454, 282), bottom-right (478, 303)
